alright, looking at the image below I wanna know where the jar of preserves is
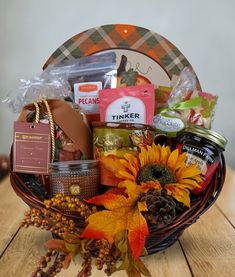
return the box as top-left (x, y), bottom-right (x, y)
top-left (176, 125), bottom-right (227, 194)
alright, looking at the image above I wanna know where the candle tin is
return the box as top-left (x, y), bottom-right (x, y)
top-left (49, 160), bottom-right (100, 199)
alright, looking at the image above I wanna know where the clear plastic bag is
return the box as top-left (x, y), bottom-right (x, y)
top-left (153, 67), bottom-right (218, 132)
top-left (45, 52), bottom-right (117, 122)
top-left (3, 73), bottom-right (71, 113)
top-left (45, 52), bottom-right (116, 90)
top-left (168, 67), bottom-right (196, 108)
top-left (167, 67), bottom-right (217, 128)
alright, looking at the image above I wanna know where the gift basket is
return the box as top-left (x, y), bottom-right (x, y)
top-left (4, 24), bottom-right (227, 277)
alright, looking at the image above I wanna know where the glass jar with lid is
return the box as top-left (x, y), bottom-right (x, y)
top-left (49, 160), bottom-right (100, 199)
top-left (176, 125), bottom-right (227, 194)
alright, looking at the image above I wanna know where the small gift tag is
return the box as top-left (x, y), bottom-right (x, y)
top-left (13, 122), bottom-right (51, 174)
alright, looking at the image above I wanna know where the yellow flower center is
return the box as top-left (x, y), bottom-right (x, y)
top-left (137, 164), bottom-right (176, 186)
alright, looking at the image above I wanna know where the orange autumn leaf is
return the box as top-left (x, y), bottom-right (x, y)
top-left (85, 187), bottom-right (126, 206)
top-left (80, 180), bottom-right (159, 259)
top-left (99, 155), bottom-right (126, 186)
top-left (100, 165), bottom-right (122, 186)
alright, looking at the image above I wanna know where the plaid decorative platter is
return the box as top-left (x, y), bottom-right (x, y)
top-left (43, 24), bottom-right (201, 88)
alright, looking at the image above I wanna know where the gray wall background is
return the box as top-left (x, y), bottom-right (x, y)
top-left (0, 0), bottom-right (234, 168)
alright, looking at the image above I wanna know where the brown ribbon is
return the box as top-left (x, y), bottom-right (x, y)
top-left (17, 99), bottom-right (92, 159)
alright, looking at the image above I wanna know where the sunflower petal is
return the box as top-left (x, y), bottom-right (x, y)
top-left (160, 145), bottom-right (171, 165)
top-left (165, 184), bottom-right (191, 207)
top-left (139, 181), bottom-right (162, 192)
top-left (167, 149), bottom-right (179, 170)
top-left (191, 175), bottom-right (202, 182)
top-left (118, 180), bottom-right (141, 201)
top-left (124, 153), bottom-right (139, 169)
top-left (139, 147), bottom-right (148, 167)
top-left (119, 160), bottom-right (137, 179)
top-left (116, 170), bottom-right (136, 181)
top-left (119, 159), bottom-right (130, 169)
top-left (152, 143), bottom-right (160, 163)
top-left (146, 145), bottom-right (156, 164)
top-left (179, 178), bottom-right (202, 188)
top-left (175, 152), bottom-right (187, 170)
top-left (176, 182), bottom-right (200, 190)
top-left (178, 163), bottom-right (201, 179)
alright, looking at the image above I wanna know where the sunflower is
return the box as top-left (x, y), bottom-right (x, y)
top-left (100, 144), bottom-right (202, 207)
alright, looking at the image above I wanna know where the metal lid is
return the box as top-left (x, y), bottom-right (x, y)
top-left (49, 160), bottom-right (99, 171)
top-left (92, 121), bottom-right (156, 132)
top-left (184, 125), bottom-right (227, 150)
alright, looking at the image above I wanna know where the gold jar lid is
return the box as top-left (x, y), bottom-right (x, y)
top-left (184, 125), bottom-right (227, 150)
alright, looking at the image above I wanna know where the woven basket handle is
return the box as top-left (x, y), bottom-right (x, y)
top-left (32, 100), bottom-right (55, 162)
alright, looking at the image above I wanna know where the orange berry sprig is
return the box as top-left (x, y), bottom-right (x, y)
top-left (22, 194), bottom-right (98, 235)
top-left (22, 208), bottom-right (79, 236)
top-left (46, 253), bottom-right (67, 276)
top-left (78, 245), bottom-right (92, 276)
top-left (44, 194), bottom-right (98, 222)
top-left (95, 239), bottom-right (112, 271)
top-left (31, 250), bottom-right (66, 277)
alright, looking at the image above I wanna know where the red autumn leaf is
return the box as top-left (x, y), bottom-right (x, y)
top-left (44, 239), bottom-right (68, 253)
top-left (63, 254), bottom-right (72, 269)
top-left (127, 202), bottom-right (149, 260)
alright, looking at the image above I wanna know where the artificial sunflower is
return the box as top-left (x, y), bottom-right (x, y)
top-left (100, 144), bottom-right (202, 207)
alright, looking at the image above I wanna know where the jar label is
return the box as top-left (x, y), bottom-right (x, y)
top-left (13, 122), bottom-right (51, 174)
top-left (181, 144), bottom-right (215, 165)
top-left (177, 143), bottom-right (219, 194)
top-left (69, 184), bottom-right (81, 195)
top-left (153, 114), bottom-right (185, 133)
top-left (74, 81), bottom-right (102, 114)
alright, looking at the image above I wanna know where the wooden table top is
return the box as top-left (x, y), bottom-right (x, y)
top-left (0, 169), bottom-right (234, 277)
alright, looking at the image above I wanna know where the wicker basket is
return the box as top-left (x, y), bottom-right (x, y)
top-left (10, 24), bottom-right (226, 255)
top-left (10, 152), bottom-right (226, 254)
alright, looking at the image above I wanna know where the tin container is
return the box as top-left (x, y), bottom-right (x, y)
top-left (176, 125), bottom-right (227, 194)
top-left (49, 160), bottom-right (100, 199)
top-left (92, 122), bottom-right (156, 159)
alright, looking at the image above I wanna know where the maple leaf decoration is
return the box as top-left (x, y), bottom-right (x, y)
top-left (120, 68), bottom-right (138, 86)
top-left (80, 180), bottom-right (161, 260)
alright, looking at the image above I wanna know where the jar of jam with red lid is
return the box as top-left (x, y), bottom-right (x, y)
top-left (176, 125), bottom-right (227, 194)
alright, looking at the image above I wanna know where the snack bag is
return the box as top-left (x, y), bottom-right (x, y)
top-left (45, 52), bottom-right (117, 122)
top-left (153, 68), bottom-right (218, 133)
top-left (99, 84), bottom-right (155, 125)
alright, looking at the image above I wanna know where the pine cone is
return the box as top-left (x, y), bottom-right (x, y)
top-left (140, 189), bottom-right (177, 229)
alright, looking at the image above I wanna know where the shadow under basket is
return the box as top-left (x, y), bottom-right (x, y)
top-left (10, 154), bottom-right (226, 255)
